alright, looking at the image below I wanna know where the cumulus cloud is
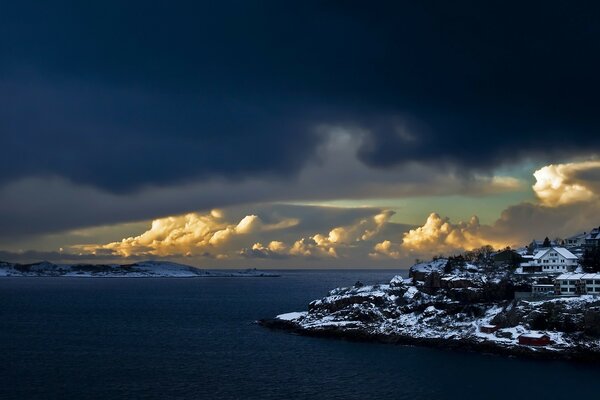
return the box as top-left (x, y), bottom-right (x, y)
top-left (533, 160), bottom-right (600, 206)
top-left (239, 241), bottom-right (290, 259)
top-left (239, 210), bottom-right (395, 260)
top-left (369, 240), bottom-right (402, 259)
top-left (399, 213), bottom-right (504, 255)
top-left (78, 211), bottom-right (298, 258)
top-left (371, 212), bottom-right (515, 260)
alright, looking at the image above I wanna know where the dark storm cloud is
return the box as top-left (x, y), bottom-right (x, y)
top-left (1, 1), bottom-right (600, 192)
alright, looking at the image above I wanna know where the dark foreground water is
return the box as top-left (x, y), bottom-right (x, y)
top-left (1, 270), bottom-right (599, 400)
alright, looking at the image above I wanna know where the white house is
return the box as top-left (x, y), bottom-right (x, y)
top-left (564, 232), bottom-right (587, 247)
top-left (520, 246), bottom-right (578, 273)
top-left (555, 273), bottom-right (600, 295)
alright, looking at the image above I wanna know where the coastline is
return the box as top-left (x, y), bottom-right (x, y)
top-left (259, 317), bottom-right (600, 363)
top-left (259, 257), bottom-right (600, 363)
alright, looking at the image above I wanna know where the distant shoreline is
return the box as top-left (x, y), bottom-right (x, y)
top-left (0, 260), bottom-right (280, 278)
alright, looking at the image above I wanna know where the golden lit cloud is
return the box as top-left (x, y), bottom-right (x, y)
top-left (369, 240), bottom-right (401, 259)
top-left (401, 213), bottom-right (494, 253)
top-left (533, 160), bottom-right (600, 206)
top-left (372, 212), bottom-right (508, 259)
top-left (77, 210), bottom-right (298, 257)
top-left (241, 210), bottom-right (395, 259)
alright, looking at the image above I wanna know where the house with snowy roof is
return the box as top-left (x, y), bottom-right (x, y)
top-left (555, 273), bottom-right (600, 295)
top-left (520, 246), bottom-right (578, 274)
top-left (564, 232), bottom-right (588, 248)
top-left (585, 227), bottom-right (600, 248)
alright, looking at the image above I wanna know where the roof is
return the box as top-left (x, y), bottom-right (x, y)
top-left (519, 333), bottom-right (549, 339)
top-left (556, 273), bottom-right (600, 280)
top-left (566, 232), bottom-right (587, 240)
top-left (585, 227), bottom-right (600, 239)
top-left (533, 246), bottom-right (577, 260)
top-left (554, 247), bottom-right (578, 259)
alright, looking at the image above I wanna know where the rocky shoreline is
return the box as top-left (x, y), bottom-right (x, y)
top-left (260, 259), bottom-right (600, 362)
top-left (259, 318), bottom-right (600, 363)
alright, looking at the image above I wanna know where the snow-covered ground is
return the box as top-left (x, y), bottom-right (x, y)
top-left (270, 269), bottom-right (600, 359)
top-left (0, 260), bottom-right (279, 278)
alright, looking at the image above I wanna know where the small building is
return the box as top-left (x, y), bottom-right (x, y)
top-left (518, 333), bottom-right (551, 346)
top-left (555, 273), bottom-right (600, 295)
top-left (480, 324), bottom-right (499, 334)
top-left (520, 246), bottom-right (578, 274)
top-left (492, 249), bottom-right (522, 267)
top-left (531, 284), bottom-right (554, 296)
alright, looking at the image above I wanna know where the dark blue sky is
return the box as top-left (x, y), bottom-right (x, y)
top-left (2, 0), bottom-right (599, 192)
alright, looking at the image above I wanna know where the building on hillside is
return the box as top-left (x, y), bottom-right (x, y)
top-left (491, 249), bottom-right (522, 267)
top-left (585, 227), bottom-right (600, 248)
top-left (480, 324), bottom-right (499, 333)
top-left (519, 246), bottom-right (578, 274)
top-left (518, 333), bottom-right (551, 346)
top-left (564, 232), bottom-right (588, 248)
top-left (531, 284), bottom-right (555, 296)
top-left (555, 273), bottom-right (600, 295)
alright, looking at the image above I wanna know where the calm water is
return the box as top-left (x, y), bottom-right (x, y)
top-left (1, 270), bottom-right (599, 400)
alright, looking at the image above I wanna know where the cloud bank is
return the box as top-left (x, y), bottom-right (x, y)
top-left (78, 211), bottom-right (298, 258)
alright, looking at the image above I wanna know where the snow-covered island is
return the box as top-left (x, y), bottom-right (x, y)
top-left (261, 255), bottom-right (600, 362)
top-left (0, 260), bottom-right (279, 278)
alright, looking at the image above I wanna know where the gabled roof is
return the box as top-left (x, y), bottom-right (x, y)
top-left (553, 247), bottom-right (578, 259)
top-left (533, 246), bottom-right (577, 260)
top-left (532, 248), bottom-right (549, 259)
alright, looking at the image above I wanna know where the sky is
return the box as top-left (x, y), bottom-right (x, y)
top-left (1, 1), bottom-right (599, 268)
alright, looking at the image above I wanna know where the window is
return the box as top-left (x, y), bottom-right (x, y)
top-left (561, 288), bottom-right (568, 292)
top-left (562, 280), bottom-right (568, 285)
top-left (587, 280), bottom-right (594, 284)
top-left (569, 288), bottom-right (575, 292)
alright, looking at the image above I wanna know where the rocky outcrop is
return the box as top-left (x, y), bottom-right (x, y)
top-left (263, 264), bottom-right (600, 362)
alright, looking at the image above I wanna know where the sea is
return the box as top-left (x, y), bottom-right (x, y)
top-left (1, 270), bottom-right (599, 400)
